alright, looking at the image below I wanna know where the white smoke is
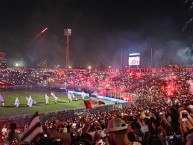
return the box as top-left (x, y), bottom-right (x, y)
top-left (153, 49), bottom-right (164, 63)
top-left (177, 47), bottom-right (193, 62)
top-left (154, 40), bottom-right (193, 66)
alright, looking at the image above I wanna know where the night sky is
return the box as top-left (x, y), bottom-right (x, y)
top-left (0, 0), bottom-right (193, 67)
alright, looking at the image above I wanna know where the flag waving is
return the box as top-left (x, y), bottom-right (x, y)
top-left (21, 112), bottom-right (43, 143)
top-left (84, 100), bottom-right (93, 109)
top-left (0, 93), bottom-right (4, 101)
top-left (27, 96), bottom-right (33, 107)
top-left (81, 91), bottom-right (85, 100)
top-left (84, 100), bottom-right (105, 109)
top-left (14, 97), bottom-right (20, 107)
top-left (50, 91), bottom-right (58, 103)
top-left (45, 93), bottom-right (49, 105)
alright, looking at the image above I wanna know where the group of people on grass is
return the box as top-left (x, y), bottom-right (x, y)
top-left (12, 91), bottom-right (86, 108)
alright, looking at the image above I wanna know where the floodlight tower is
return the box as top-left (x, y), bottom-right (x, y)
top-left (64, 28), bottom-right (71, 68)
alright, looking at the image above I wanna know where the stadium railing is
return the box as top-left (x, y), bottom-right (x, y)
top-left (0, 102), bottom-right (132, 128)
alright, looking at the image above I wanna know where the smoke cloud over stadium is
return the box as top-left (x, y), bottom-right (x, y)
top-left (0, 0), bottom-right (193, 67)
top-left (153, 41), bottom-right (193, 66)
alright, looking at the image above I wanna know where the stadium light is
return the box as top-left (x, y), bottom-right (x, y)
top-left (88, 66), bottom-right (92, 69)
top-left (14, 60), bottom-right (25, 67)
top-left (15, 63), bottom-right (19, 67)
top-left (55, 64), bottom-right (60, 68)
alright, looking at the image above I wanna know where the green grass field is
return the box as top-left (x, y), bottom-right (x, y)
top-left (0, 90), bottom-right (111, 117)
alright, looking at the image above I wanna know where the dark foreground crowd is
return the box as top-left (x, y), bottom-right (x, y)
top-left (2, 95), bottom-right (193, 145)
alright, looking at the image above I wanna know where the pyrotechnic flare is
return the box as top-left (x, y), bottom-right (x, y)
top-left (33, 27), bottom-right (48, 40)
top-left (26, 27), bottom-right (48, 49)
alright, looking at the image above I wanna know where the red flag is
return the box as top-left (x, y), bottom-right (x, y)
top-left (84, 100), bottom-right (105, 109)
top-left (84, 100), bottom-right (93, 109)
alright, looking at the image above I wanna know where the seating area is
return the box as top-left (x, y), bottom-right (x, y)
top-left (1, 66), bottom-right (193, 144)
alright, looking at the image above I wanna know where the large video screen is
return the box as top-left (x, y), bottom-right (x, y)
top-left (128, 53), bottom-right (140, 66)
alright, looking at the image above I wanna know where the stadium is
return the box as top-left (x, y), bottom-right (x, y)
top-left (1, 0), bottom-right (193, 144)
top-left (1, 61), bottom-right (193, 144)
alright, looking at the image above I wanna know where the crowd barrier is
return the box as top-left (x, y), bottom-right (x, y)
top-left (0, 102), bottom-right (132, 128)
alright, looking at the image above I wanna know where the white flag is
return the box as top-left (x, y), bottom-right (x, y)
top-left (67, 91), bottom-right (77, 101)
top-left (0, 94), bottom-right (4, 101)
top-left (71, 93), bottom-right (77, 100)
top-left (26, 96), bottom-right (29, 102)
top-left (81, 91), bottom-right (85, 99)
top-left (27, 95), bottom-right (33, 107)
top-left (14, 97), bottom-right (20, 107)
top-left (67, 92), bottom-right (72, 101)
top-left (45, 93), bottom-right (49, 104)
top-left (50, 91), bottom-right (58, 102)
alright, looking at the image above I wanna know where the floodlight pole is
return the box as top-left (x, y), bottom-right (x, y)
top-left (121, 51), bottom-right (123, 68)
top-left (150, 48), bottom-right (153, 67)
top-left (64, 28), bottom-right (71, 68)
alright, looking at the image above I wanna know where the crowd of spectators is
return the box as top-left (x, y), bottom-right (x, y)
top-left (1, 66), bottom-right (193, 144)
top-left (1, 96), bottom-right (193, 145)
top-left (0, 67), bottom-right (153, 95)
top-left (0, 67), bottom-right (192, 93)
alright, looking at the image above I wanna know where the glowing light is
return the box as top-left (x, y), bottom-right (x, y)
top-left (88, 66), bottom-right (92, 69)
top-left (41, 27), bottom-right (48, 33)
top-left (15, 63), bottom-right (19, 67)
top-left (161, 80), bottom-right (176, 97)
